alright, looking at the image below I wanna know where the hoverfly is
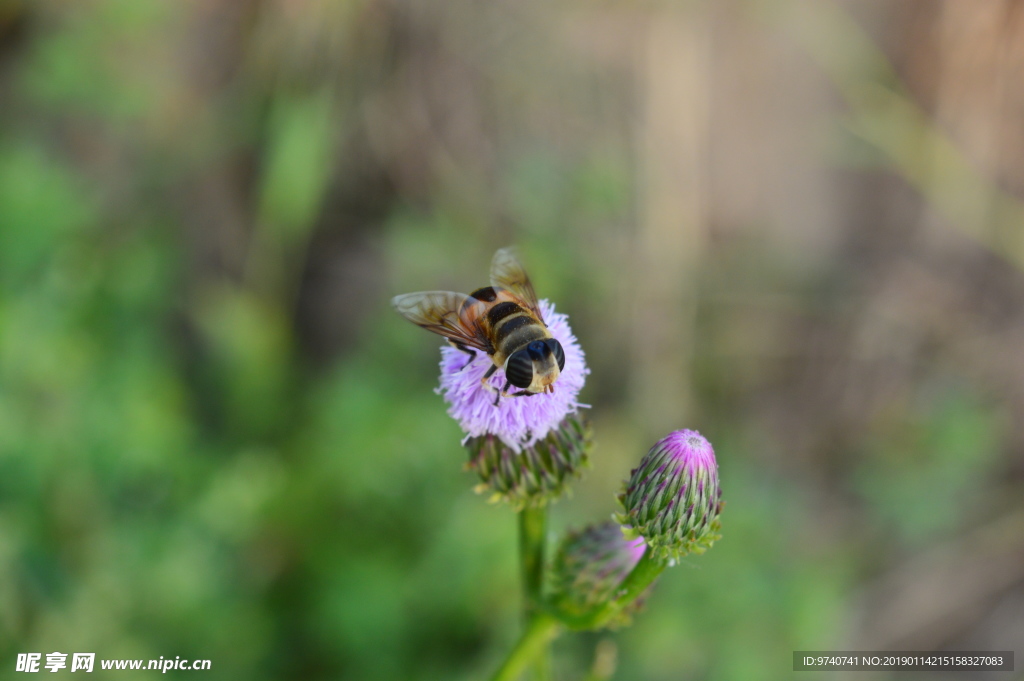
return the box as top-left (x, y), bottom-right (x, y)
top-left (392, 248), bottom-right (566, 406)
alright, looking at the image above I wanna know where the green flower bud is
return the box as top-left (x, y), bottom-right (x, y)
top-left (551, 522), bottom-right (651, 628)
top-left (465, 413), bottom-right (590, 510)
top-left (615, 429), bottom-right (722, 562)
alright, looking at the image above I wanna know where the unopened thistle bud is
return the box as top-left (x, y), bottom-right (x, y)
top-left (466, 413), bottom-right (590, 509)
top-left (551, 521), bottom-right (650, 627)
top-left (616, 430), bottom-right (722, 562)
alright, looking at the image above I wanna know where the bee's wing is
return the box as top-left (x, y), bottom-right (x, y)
top-left (490, 247), bottom-right (543, 321)
top-left (391, 291), bottom-right (492, 352)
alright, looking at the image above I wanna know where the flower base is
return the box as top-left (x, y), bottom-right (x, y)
top-left (465, 413), bottom-right (591, 510)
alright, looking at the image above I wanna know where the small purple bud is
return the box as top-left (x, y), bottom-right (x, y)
top-left (615, 430), bottom-right (723, 562)
top-left (551, 521), bottom-right (652, 628)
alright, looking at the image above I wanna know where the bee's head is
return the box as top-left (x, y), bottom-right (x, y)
top-left (505, 339), bottom-right (565, 391)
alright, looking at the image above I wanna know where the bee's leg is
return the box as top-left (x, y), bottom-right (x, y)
top-left (494, 380), bottom-right (511, 407)
top-left (479, 364), bottom-right (498, 393)
top-left (501, 388), bottom-right (536, 398)
top-left (447, 339), bottom-right (477, 370)
top-left (494, 382), bottom-right (539, 406)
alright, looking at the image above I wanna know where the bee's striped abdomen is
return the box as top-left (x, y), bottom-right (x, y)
top-left (486, 301), bottom-right (520, 326)
top-left (488, 301), bottom-right (547, 359)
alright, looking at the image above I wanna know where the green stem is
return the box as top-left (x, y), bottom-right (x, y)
top-left (581, 639), bottom-right (617, 681)
top-left (551, 548), bottom-right (666, 630)
top-left (489, 543), bottom-right (663, 679)
top-left (611, 548), bottom-right (663, 608)
top-left (518, 506), bottom-right (547, 612)
top-left (489, 613), bottom-right (561, 681)
top-left (518, 506), bottom-right (550, 680)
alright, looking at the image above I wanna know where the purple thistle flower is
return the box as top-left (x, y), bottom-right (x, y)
top-left (437, 299), bottom-right (589, 452)
top-left (616, 429), bottom-right (723, 562)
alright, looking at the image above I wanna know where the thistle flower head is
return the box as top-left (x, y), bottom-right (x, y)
top-left (616, 429), bottom-right (723, 562)
top-left (551, 521), bottom-right (650, 627)
top-left (438, 300), bottom-right (588, 452)
top-left (466, 413), bottom-right (590, 509)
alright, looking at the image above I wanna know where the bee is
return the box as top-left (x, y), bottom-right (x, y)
top-left (392, 248), bottom-right (566, 406)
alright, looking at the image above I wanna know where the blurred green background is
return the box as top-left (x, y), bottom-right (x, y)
top-left (2, 0), bottom-right (1023, 679)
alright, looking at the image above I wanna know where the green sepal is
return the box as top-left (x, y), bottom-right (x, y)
top-left (465, 413), bottom-right (591, 510)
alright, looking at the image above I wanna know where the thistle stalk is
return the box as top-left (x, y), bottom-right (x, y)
top-left (488, 612), bottom-right (560, 681)
top-left (519, 506), bottom-right (551, 680)
top-left (489, 547), bottom-right (665, 680)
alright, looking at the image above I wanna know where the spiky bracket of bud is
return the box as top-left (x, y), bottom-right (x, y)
top-left (550, 522), bottom-right (651, 629)
top-left (465, 414), bottom-right (591, 510)
top-left (615, 430), bottom-right (723, 563)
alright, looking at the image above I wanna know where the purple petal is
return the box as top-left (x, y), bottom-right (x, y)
top-left (437, 300), bottom-right (589, 452)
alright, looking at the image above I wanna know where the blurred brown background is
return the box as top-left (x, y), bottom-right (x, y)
top-left (1, 0), bottom-right (1023, 679)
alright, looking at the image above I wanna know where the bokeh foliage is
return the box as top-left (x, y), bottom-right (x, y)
top-left (2, 1), bottom-right (1023, 680)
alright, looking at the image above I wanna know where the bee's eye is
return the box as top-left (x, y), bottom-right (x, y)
top-left (548, 339), bottom-right (565, 372)
top-left (526, 340), bottom-right (548, 361)
top-left (505, 350), bottom-right (534, 389)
